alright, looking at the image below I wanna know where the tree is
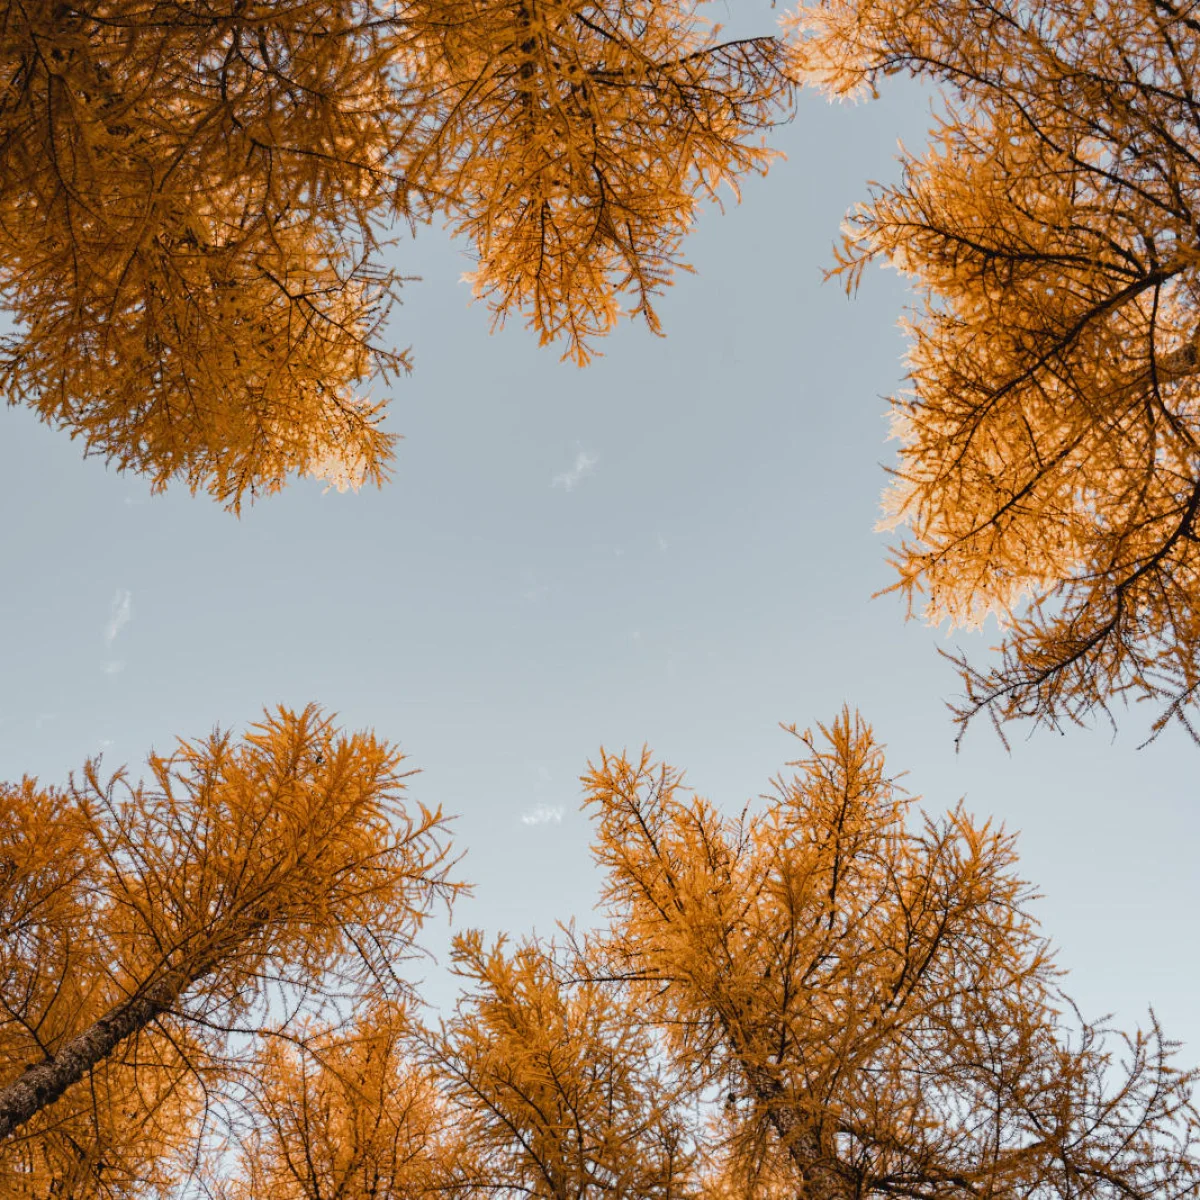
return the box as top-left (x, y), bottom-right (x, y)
top-left (222, 1001), bottom-right (470, 1200)
top-left (0, 779), bottom-right (201, 1197)
top-left (0, 703), bottom-right (462, 1198)
top-left (568, 708), bottom-right (1200, 1199)
top-left (1, 1), bottom-right (415, 511)
top-left (431, 927), bottom-right (695, 1200)
top-left (785, 0), bottom-right (1200, 742)
top-left (399, 0), bottom-right (792, 364)
top-left (86, 708), bottom-right (1196, 1199)
top-left (0, 1), bottom-right (794, 509)
top-left (213, 933), bottom-right (697, 1200)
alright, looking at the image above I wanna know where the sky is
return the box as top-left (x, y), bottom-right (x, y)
top-left (1, 27), bottom-right (1197, 1076)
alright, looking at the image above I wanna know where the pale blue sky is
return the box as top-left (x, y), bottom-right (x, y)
top-left (1, 51), bottom-right (1196, 1069)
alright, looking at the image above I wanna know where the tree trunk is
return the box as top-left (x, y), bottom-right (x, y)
top-left (744, 1064), bottom-right (855, 1200)
top-left (0, 972), bottom-right (186, 1141)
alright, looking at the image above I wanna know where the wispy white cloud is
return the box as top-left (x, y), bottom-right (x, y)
top-left (657, 533), bottom-right (669, 552)
top-left (521, 804), bottom-right (564, 827)
top-left (552, 450), bottom-right (598, 492)
top-left (102, 660), bottom-right (125, 676)
top-left (105, 589), bottom-right (132, 648)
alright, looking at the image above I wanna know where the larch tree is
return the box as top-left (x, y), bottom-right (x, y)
top-left (221, 1000), bottom-right (471, 1200)
top-left (212, 931), bottom-right (696, 1200)
top-left (1, 1), bottom-right (416, 510)
top-left (430, 927), bottom-right (696, 1200)
top-left (0, 0), bottom-right (794, 510)
top-left (569, 708), bottom-right (1200, 1199)
top-left (784, 0), bottom-right (1200, 742)
top-left (0, 779), bottom-right (203, 1197)
top-left (0, 702), bottom-right (462, 1199)
top-left (398, 0), bottom-right (792, 364)
top-left (88, 708), bottom-right (1199, 1199)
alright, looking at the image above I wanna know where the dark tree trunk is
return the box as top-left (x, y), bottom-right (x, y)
top-left (0, 973), bottom-right (184, 1141)
top-left (745, 1064), bottom-right (856, 1200)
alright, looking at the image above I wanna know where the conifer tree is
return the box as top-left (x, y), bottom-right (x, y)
top-left (0, 1), bottom-right (793, 509)
top-left (223, 1001), bottom-right (469, 1200)
top-left (123, 709), bottom-right (1198, 1200)
top-left (0, 703), bottom-right (461, 1198)
top-left (432, 928), bottom-right (695, 1200)
top-left (399, 0), bottom-right (792, 364)
top-left (786, 0), bottom-right (1200, 741)
top-left (569, 709), bottom-right (1199, 1198)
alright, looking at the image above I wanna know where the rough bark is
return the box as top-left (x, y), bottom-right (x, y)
top-left (744, 1063), bottom-right (856, 1200)
top-left (0, 971), bottom-right (188, 1141)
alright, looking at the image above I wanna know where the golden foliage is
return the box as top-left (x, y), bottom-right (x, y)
top-left (399, 0), bottom-right (792, 363)
top-left (10, 707), bottom-right (1193, 1198)
top-left (434, 928), bottom-right (695, 1199)
top-left (0, 1), bottom-right (793, 503)
top-left (0, 2), bottom-right (415, 510)
top-left (575, 709), bottom-right (1200, 1200)
top-left (0, 780), bottom-right (200, 1198)
top-left (226, 1002), bottom-right (466, 1200)
top-left (786, 0), bottom-right (1200, 740)
top-left (0, 703), bottom-right (462, 1196)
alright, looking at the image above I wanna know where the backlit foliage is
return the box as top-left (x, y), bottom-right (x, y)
top-left (8, 707), bottom-right (1193, 1198)
top-left (0, 1), bottom-right (794, 506)
top-left (0, 2), bottom-right (415, 511)
top-left (786, 0), bottom-right (1200, 741)
top-left (433, 928), bottom-right (695, 1199)
top-left (575, 709), bottom-right (1200, 1199)
top-left (225, 1002), bottom-right (467, 1200)
top-left (0, 782), bottom-right (200, 1198)
top-left (0, 703), bottom-right (461, 1197)
top-left (399, 0), bottom-right (793, 363)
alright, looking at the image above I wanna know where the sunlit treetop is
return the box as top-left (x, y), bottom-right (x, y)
top-left (0, 703), bottom-right (463, 1198)
top-left (4, 705), bottom-right (1196, 1197)
top-left (0, 0), bottom-right (795, 509)
top-left (783, 0), bottom-right (1200, 741)
top-left (574, 708), bottom-right (1200, 1199)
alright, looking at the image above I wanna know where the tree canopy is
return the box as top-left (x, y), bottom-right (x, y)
top-left (10, 0), bottom-right (1200, 738)
top-left (2, 0), bottom-right (1196, 1192)
top-left (8, 705), bottom-right (1188, 1198)
top-left (788, 0), bottom-right (1200, 741)
top-left (568, 708), bottom-right (1200, 1198)
top-left (0, 0), bottom-right (792, 509)
top-left (0, 703), bottom-right (461, 1198)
